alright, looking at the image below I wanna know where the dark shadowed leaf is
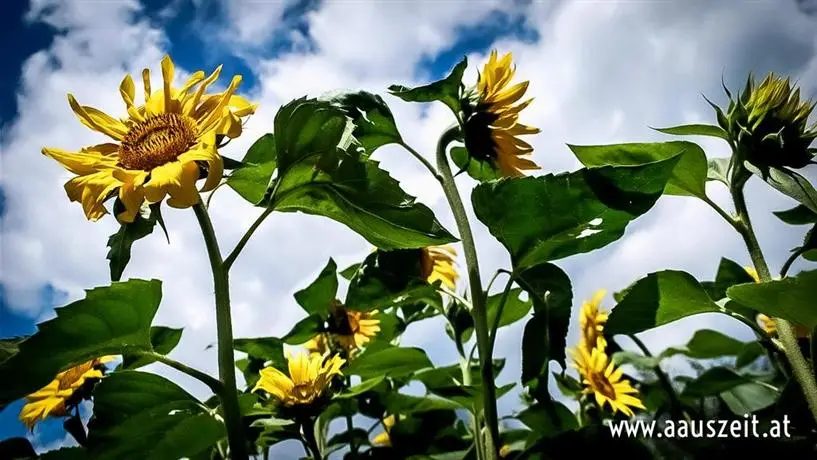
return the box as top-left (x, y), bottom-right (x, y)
top-left (726, 270), bottom-right (817, 328)
top-left (295, 259), bottom-right (339, 315)
top-left (451, 146), bottom-right (501, 183)
top-left (345, 249), bottom-right (442, 312)
top-left (120, 326), bottom-right (183, 370)
top-left (720, 382), bottom-right (779, 414)
top-left (233, 336), bottom-right (286, 374)
top-left (517, 402), bottom-right (578, 437)
top-left (773, 204), bottom-right (817, 225)
top-left (281, 314), bottom-right (325, 345)
top-left (606, 270), bottom-right (721, 335)
top-left (472, 157), bottom-right (680, 270)
top-left (0, 279), bottom-right (161, 406)
top-left (87, 371), bottom-right (224, 460)
top-left (681, 367), bottom-right (753, 398)
top-left (701, 257), bottom-right (755, 301)
top-left (0, 438), bottom-right (37, 459)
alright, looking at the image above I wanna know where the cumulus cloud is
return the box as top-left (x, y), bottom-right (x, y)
top-left (2, 0), bottom-right (817, 453)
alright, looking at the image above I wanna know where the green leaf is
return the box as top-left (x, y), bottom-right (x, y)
top-left (745, 162), bottom-right (817, 214)
top-left (720, 382), bottom-right (779, 414)
top-left (383, 393), bottom-right (462, 414)
top-left (485, 288), bottom-right (532, 330)
top-left (339, 263), bottom-right (360, 280)
top-left (0, 337), bottom-right (25, 366)
top-left (335, 375), bottom-right (386, 399)
top-left (611, 351), bottom-right (662, 369)
top-left (295, 259), bottom-right (339, 315)
top-left (652, 123), bottom-right (729, 140)
top-left (773, 204), bottom-right (817, 225)
top-left (517, 263), bottom-right (573, 379)
top-left (516, 402), bottom-right (578, 437)
top-left (120, 326), bottom-right (183, 370)
top-left (345, 249), bottom-right (441, 312)
top-left (0, 438), bottom-right (36, 459)
top-left (567, 141), bottom-right (707, 198)
top-left (281, 314), bottom-right (325, 345)
top-left (681, 367), bottom-right (753, 398)
top-left (413, 360), bottom-right (506, 390)
top-left (106, 204), bottom-right (161, 282)
top-left (735, 342), bottom-right (765, 368)
top-left (388, 57), bottom-right (467, 115)
top-left (701, 257), bottom-right (755, 301)
top-left (327, 428), bottom-right (370, 449)
top-left (726, 270), bottom-right (817, 328)
top-left (0, 279), bottom-right (161, 406)
top-left (429, 383), bottom-right (515, 412)
top-left (606, 270), bottom-right (721, 335)
top-left (662, 329), bottom-right (748, 360)
top-left (226, 133), bottom-right (277, 205)
top-left (472, 157), bottom-right (680, 270)
top-left (451, 146), bottom-right (501, 183)
top-left (233, 336), bottom-right (285, 373)
top-left (329, 91), bottom-right (403, 152)
top-left (87, 371), bottom-right (224, 460)
top-left (345, 347), bottom-right (433, 380)
top-left (707, 157), bottom-right (731, 185)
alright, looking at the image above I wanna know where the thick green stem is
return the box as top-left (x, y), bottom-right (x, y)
top-left (730, 176), bottom-right (817, 424)
top-left (193, 202), bottom-right (248, 460)
top-left (435, 125), bottom-right (499, 459)
top-left (301, 417), bottom-right (322, 460)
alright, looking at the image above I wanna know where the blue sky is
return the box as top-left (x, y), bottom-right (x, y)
top-left (1, 0), bottom-right (816, 456)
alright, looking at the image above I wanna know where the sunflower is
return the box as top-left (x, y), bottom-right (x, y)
top-left (42, 55), bottom-right (257, 223)
top-left (19, 356), bottom-right (113, 430)
top-left (462, 50), bottom-right (541, 177)
top-left (578, 289), bottom-right (609, 352)
top-left (371, 414), bottom-right (396, 446)
top-left (570, 346), bottom-right (645, 417)
top-left (329, 300), bottom-right (381, 351)
top-left (253, 352), bottom-right (345, 407)
top-left (420, 245), bottom-right (459, 290)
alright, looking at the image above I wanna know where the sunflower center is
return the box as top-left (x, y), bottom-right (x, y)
top-left (119, 113), bottom-right (197, 171)
top-left (589, 373), bottom-right (617, 400)
top-left (464, 110), bottom-right (500, 161)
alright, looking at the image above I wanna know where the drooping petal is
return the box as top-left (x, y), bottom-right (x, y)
top-left (67, 95), bottom-right (128, 140)
top-left (64, 170), bottom-right (121, 221)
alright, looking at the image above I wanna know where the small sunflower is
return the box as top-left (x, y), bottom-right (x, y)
top-left (329, 300), bottom-right (381, 352)
top-left (371, 414), bottom-right (396, 447)
top-left (43, 55), bottom-right (256, 223)
top-left (570, 346), bottom-right (645, 417)
top-left (19, 356), bottom-right (113, 430)
top-left (578, 289), bottom-right (609, 352)
top-left (420, 245), bottom-right (459, 290)
top-left (462, 50), bottom-right (541, 177)
top-left (253, 352), bottom-right (345, 407)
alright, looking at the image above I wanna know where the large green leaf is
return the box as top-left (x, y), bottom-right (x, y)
top-left (663, 329), bottom-right (748, 360)
top-left (568, 141), bottom-right (707, 198)
top-left (120, 326), bottom-right (183, 370)
top-left (106, 204), bottom-right (162, 282)
top-left (226, 133), bottom-right (277, 205)
top-left (606, 270), bottom-right (721, 335)
top-left (472, 157), bottom-right (680, 270)
top-left (485, 288), bottom-right (533, 330)
top-left (329, 91), bottom-right (403, 152)
top-left (726, 270), bottom-right (817, 328)
top-left (745, 162), bottom-right (817, 214)
top-left (720, 382), bottom-right (779, 414)
top-left (294, 258), bottom-right (339, 315)
top-left (701, 257), bottom-right (755, 301)
top-left (451, 146), bottom-right (501, 183)
top-left (233, 336), bottom-right (285, 372)
top-left (0, 279), bottom-right (161, 405)
top-left (516, 402), bottom-right (578, 438)
top-left (517, 263), bottom-right (573, 379)
top-left (87, 371), bottom-right (224, 459)
top-left (413, 359), bottom-right (506, 390)
top-left (388, 57), bottom-right (467, 115)
top-left (345, 347), bottom-right (432, 380)
top-left (281, 314), bottom-right (325, 345)
top-left (345, 249), bottom-right (442, 312)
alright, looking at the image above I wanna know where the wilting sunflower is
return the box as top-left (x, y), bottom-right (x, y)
top-left (42, 55), bottom-right (256, 223)
top-left (253, 352), bottom-right (345, 407)
top-left (570, 346), bottom-right (645, 417)
top-left (420, 245), bottom-right (459, 290)
top-left (19, 356), bottom-right (113, 430)
top-left (578, 289), bottom-right (609, 352)
top-left (462, 50), bottom-right (541, 177)
top-left (328, 301), bottom-right (381, 351)
top-left (371, 414), bottom-right (396, 446)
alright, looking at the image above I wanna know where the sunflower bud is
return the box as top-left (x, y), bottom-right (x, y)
top-left (720, 73), bottom-right (817, 169)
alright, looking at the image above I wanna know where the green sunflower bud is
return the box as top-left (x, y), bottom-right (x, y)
top-left (721, 73), bottom-right (817, 169)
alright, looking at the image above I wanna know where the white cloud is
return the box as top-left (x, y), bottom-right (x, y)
top-left (221, 0), bottom-right (298, 45)
top-left (2, 0), bottom-right (817, 453)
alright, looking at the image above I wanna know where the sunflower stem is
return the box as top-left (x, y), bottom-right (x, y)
top-left (193, 201), bottom-right (248, 460)
top-left (224, 207), bottom-right (273, 271)
top-left (436, 124), bottom-right (500, 459)
top-left (301, 417), bottom-right (322, 460)
top-left (488, 276), bottom-right (515, 354)
top-left (729, 170), bottom-right (817, 424)
top-left (139, 351), bottom-right (224, 396)
top-left (628, 334), bottom-right (688, 421)
top-left (399, 141), bottom-right (444, 183)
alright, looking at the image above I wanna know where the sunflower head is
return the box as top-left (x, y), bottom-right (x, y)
top-left (461, 50), bottom-right (541, 178)
top-left (328, 300), bottom-right (381, 353)
top-left (719, 73), bottom-right (816, 169)
top-left (420, 245), bottom-right (459, 290)
top-left (43, 55), bottom-right (257, 223)
top-left (253, 352), bottom-right (345, 415)
top-left (578, 289), bottom-right (609, 352)
top-left (570, 346), bottom-right (644, 417)
top-left (19, 356), bottom-right (113, 430)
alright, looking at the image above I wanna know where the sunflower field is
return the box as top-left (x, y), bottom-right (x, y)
top-left (1, 48), bottom-right (817, 460)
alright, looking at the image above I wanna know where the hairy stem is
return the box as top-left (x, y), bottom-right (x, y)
top-left (193, 202), bottom-right (248, 460)
top-left (435, 124), bottom-right (499, 459)
top-left (730, 175), bottom-right (817, 424)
